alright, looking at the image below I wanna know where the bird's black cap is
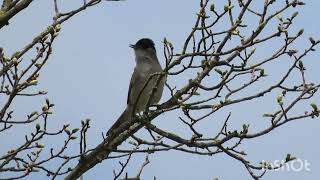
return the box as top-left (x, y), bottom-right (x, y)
top-left (130, 38), bottom-right (155, 50)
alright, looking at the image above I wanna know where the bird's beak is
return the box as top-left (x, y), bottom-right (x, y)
top-left (129, 44), bottom-right (135, 49)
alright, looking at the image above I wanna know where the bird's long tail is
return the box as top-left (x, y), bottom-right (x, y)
top-left (107, 108), bottom-right (131, 135)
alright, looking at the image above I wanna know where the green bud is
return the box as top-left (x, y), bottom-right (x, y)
top-left (224, 5), bottom-right (229, 12)
top-left (297, 29), bottom-right (304, 36)
top-left (309, 37), bottom-right (316, 45)
top-left (12, 57), bottom-right (18, 65)
top-left (55, 24), bottom-right (61, 32)
top-left (30, 111), bottom-right (38, 117)
top-left (163, 37), bottom-right (168, 44)
top-left (277, 25), bottom-right (283, 32)
top-left (298, 60), bottom-right (304, 70)
top-left (64, 124), bottom-right (70, 128)
top-left (28, 80), bottom-right (38, 86)
top-left (210, 4), bottom-right (215, 11)
top-left (242, 124), bottom-right (249, 134)
top-left (260, 21), bottom-right (267, 28)
top-left (231, 29), bottom-right (239, 35)
top-left (47, 25), bottom-right (54, 33)
top-left (225, 99), bottom-right (231, 103)
top-left (284, 19), bottom-right (290, 25)
top-left (291, 12), bottom-right (299, 19)
top-left (277, 95), bottom-right (283, 106)
top-left (251, 48), bottom-right (256, 54)
top-left (36, 124), bottom-right (40, 131)
top-left (37, 144), bottom-right (45, 148)
top-left (311, 103), bottom-right (318, 111)
top-left (42, 105), bottom-right (48, 112)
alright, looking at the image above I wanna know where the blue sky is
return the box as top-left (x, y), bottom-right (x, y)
top-left (0, 0), bottom-right (320, 179)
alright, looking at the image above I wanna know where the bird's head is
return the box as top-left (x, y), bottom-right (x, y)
top-left (130, 38), bottom-right (157, 60)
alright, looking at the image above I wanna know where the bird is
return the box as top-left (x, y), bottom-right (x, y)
top-left (107, 38), bottom-right (166, 135)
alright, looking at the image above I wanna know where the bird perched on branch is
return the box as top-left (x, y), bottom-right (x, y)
top-left (107, 38), bottom-right (166, 135)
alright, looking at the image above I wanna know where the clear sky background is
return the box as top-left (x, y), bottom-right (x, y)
top-left (0, 0), bottom-right (320, 180)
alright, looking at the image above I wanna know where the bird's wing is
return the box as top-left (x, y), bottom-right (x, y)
top-left (127, 67), bottom-right (140, 105)
top-left (127, 56), bottom-right (157, 106)
top-left (127, 72), bottom-right (134, 105)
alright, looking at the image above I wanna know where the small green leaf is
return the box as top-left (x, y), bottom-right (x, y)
top-left (64, 129), bottom-right (71, 135)
top-left (29, 111), bottom-right (38, 117)
top-left (70, 136), bottom-right (77, 140)
top-left (72, 128), bottom-right (80, 134)
top-left (263, 113), bottom-right (273, 117)
top-left (45, 98), bottom-right (50, 106)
